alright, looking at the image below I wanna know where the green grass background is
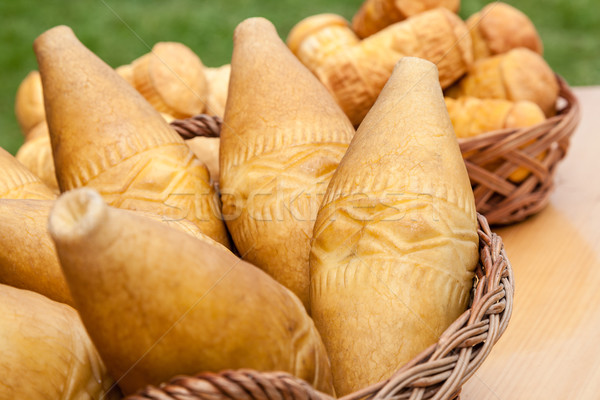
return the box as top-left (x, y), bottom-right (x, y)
top-left (1, 0), bottom-right (599, 154)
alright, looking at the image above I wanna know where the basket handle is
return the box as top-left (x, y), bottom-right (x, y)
top-left (170, 114), bottom-right (222, 140)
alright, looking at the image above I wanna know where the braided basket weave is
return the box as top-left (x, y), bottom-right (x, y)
top-left (457, 75), bottom-right (580, 225)
top-left (126, 214), bottom-right (514, 400)
top-left (170, 75), bottom-right (580, 226)
top-left (171, 114), bottom-right (223, 140)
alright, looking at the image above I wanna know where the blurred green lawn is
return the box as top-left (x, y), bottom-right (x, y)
top-left (1, 0), bottom-right (599, 154)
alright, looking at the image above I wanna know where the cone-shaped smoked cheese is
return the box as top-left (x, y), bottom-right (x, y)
top-left (16, 121), bottom-right (60, 193)
top-left (448, 48), bottom-right (558, 116)
top-left (0, 284), bottom-right (120, 399)
top-left (0, 146), bottom-right (55, 200)
top-left (351, 0), bottom-right (460, 38)
top-left (467, 2), bottom-right (543, 61)
top-left (0, 199), bottom-right (72, 305)
top-left (135, 208), bottom-right (233, 247)
top-left (310, 57), bottom-right (479, 395)
top-left (48, 188), bottom-right (334, 395)
top-left (287, 14), bottom-right (359, 74)
top-left (131, 42), bottom-right (208, 119)
top-left (445, 97), bottom-right (547, 183)
top-left (34, 26), bottom-right (229, 247)
top-left (186, 137), bottom-right (220, 183)
top-left (204, 64), bottom-right (231, 118)
top-left (220, 18), bottom-right (354, 309)
top-left (15, 70), bottom-right (46, 137)
top-left (0, 198), bottom-right (212, 307)
top-left (289, 8), bottom-right (472, 125)
top-left (116, 63), bottom-right (135, 86)
top-left (445, 97), bottom-right (546, 139)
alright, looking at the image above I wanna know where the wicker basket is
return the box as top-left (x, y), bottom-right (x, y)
top-left (170, 75), bottom-right (580, 226)
top-left (126, 214), bottom-right (514, 400)
top-left (171, 114), bottom-right (223, 140)
top-left (457, 75), bottom-right (581, 225)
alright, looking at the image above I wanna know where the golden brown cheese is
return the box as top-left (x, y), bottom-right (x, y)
top-left (0, 284), bottom-right (119, 399)
top-left (220, 18), bottom-right (354, 309)
top-left (352, 0), bottom-right (460, 38)
top-left (0, 146), bottom-right (55, 200)
top-left (35, 26), bottom-right (230, 247)
top-left (289, 8), bottom-right (473, 125)
top-left (49, 188), bottom-right (334, 395)
top-left (310, 58), bottom-right (479, 395)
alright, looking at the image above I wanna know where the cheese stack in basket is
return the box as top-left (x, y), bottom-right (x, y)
top-left (285, 0), bottom-right (572, 224)
top-left (20, 24), bottom-right (335, 397)
top-left (0, 8), bottom-right (519, 397)
top-left (287, 7), bottom-right (473, 126)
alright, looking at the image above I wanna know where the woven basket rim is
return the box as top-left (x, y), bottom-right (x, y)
top-left (127, 213), bottom-right (514, 400)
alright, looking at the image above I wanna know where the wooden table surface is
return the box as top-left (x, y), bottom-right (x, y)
top-left (461, 86), bottom-right (600, 399)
